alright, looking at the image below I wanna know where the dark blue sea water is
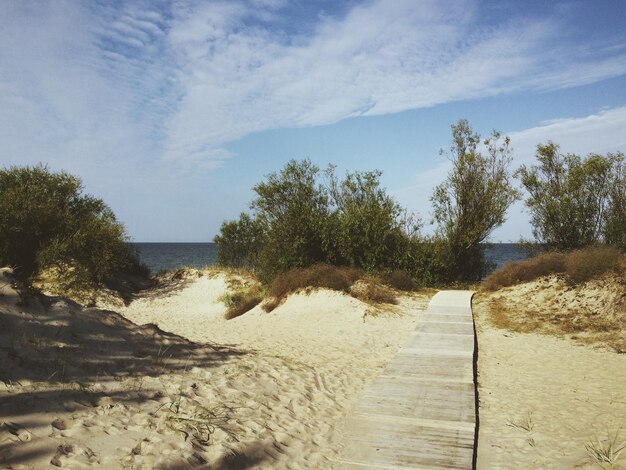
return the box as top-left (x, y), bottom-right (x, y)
top-left (131, 243), bottom-right (218, 275)
top-left (132, 242), bottom-right (528, 276)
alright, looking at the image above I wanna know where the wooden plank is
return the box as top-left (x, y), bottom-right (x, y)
top-left (355, 377), bottom-right (475, 423)
top-left (403, 332), bottom-right (475, 352)
top-left (334, 290), bottom-right (476, 470)
top-left (420, 313), bottom-right (474, 324)
top-left (383, 353), bottom-right (473, 383)
top-left (418, 321), bottom-right (475, 335)
top-left (335, 414), bottom-right (474, 469)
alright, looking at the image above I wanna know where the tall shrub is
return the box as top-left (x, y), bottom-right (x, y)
top-left (431, 119), bottom-right (519, 281)
top-left (516, 144), bottom-right (621, 250)
top-left (0, 165), bottom-right (141, 285)
top-left (251, 159), bottom-right (331, 281)
top-left (603, 154), bottom-right (626, 249)
top-left (326, 167), bottom-right (418, 272)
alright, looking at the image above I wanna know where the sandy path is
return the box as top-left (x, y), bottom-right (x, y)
top-left (474, 301), bottom-right (626, 469)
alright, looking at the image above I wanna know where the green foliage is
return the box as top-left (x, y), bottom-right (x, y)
top-left (214, 213), bottom-right (265, 269)
top-left (327, 166), bottom-right (420, 272)
top-left (252, 159), bottom-right (331, 281)
top-left (516, 144), bottom-right (624, 250)
top-left (603, 156), bottom-right (626, 249)
top-left (0, 165), bottom-right (142, 286)
top-left (431, 119), bottom-right (519, 281)
top-left (215, 159), bottom-right (419, 283)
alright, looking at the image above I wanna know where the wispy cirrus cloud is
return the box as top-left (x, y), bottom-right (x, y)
top-left (3, 0), bottom-right (626, 169)
top-left (2, 0), bottom-right (626, 240)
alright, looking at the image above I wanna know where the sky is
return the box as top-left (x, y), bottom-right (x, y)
top-left (1, 0), bottom-right (626, 242)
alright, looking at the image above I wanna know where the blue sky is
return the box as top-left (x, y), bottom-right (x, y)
top-left (2, 0), bottom-right (626, 242)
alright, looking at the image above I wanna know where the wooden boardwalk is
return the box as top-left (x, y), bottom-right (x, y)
top-left (333, 290), bottom-right (477, 469)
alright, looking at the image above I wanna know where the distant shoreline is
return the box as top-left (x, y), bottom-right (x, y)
top-left (129, 242), bottom-right (530, 277)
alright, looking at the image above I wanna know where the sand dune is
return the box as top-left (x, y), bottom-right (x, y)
top-left (474, 277), bottom-right (626, 470)
top-left (3, 267), bottom-right (624, 469)
top-left (1, 269), bottom-right (428, 469)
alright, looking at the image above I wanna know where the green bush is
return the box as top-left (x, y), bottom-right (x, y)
top-left (0, 165), bottom-right (143, 287)
top-left (215, 213), bottom-right (265, 269)
top-left (326, 167), bottom-right (417, 272)
top-left (251, 159), bottom-right (331, 282)
top-left (516, 144), bottom-right (624, 250)
top-left (215, 159), bottom-right (418, 283)
top-left (603, 156), bottom-right (626, 249)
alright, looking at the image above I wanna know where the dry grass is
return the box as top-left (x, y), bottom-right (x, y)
top-left (477, 273), bottom-right (626, 352)
top-left (585, 430), bottom-right (626, 469)
top-left (262, 264), bottom-right (405, 312)
top-left (482, 246), bottom-right (625, 291)
top-left (220, 287), bottom-right (264, 320)
top-left (481, 251), bottom-right (566, 291)
top-left (269, 264), bottom-right (363, 299)
top-left (383, 270), bottom-right (417, 292)
top-left (350, 280), bottom-right (398, 305)
top-left (564, 245), bottom-right (623, 284)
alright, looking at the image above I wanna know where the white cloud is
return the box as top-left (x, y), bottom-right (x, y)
top-left (3, 0), bottom-right (626, 169)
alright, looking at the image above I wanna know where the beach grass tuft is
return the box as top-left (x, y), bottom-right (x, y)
top-left (220, 286), bottom-right (264, 320)
top-left (585, 430), bottom-right (626, 469)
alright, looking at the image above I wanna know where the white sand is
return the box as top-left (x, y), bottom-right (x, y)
top-left (474, 296), bottom-right (626, 469)
top-left (1, 269), bottom-right (428, 469)
top-left (118, 274), bottom-right (428, 468)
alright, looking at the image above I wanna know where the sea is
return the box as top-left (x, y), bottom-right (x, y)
top-left (131, 242), bottom-right (529, 277)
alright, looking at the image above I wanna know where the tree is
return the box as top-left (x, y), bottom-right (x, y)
top-left (516, 143), bottom-right (620, 250)
top-left (214, 213), bottom-right (265, 269)
top-left (250, 159), bottom-right (331, 281)
top-left (0, 165), bottom-right (141, 285)
top-left (326, 166), bottom-right (419, 272)
top-left (603, 154), bottom-right (626, 249)
top-left (431, 119), bottom-right (519, 281)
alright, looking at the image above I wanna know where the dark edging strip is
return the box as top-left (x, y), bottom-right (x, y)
top-left (471, 293), bottom-right (480, 470)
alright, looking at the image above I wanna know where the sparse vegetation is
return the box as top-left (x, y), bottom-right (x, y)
top-left (585, 430), bottom-right (626, 469)
top-left (482, 246), bottom-right (624, 291)
top-left (220, 287), bottom-right (264, 320)
top-left (383, 269), bottom-right (417, 291)
top-left (269, 264), bottom-right (362, 301)
top-left (477, 251), bottom-right (626, 352)
top-left (481, 251), bottom-right (566, 291)
top-left (350, 280), bottom-right (398, 305)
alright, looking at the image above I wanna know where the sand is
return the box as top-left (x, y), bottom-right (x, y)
top-left (0, 269), bottom-right (428, 469)
top-left (474, 281), bottom-right (626, 469)
top-left (3, 265), bottom-right (625, 469)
